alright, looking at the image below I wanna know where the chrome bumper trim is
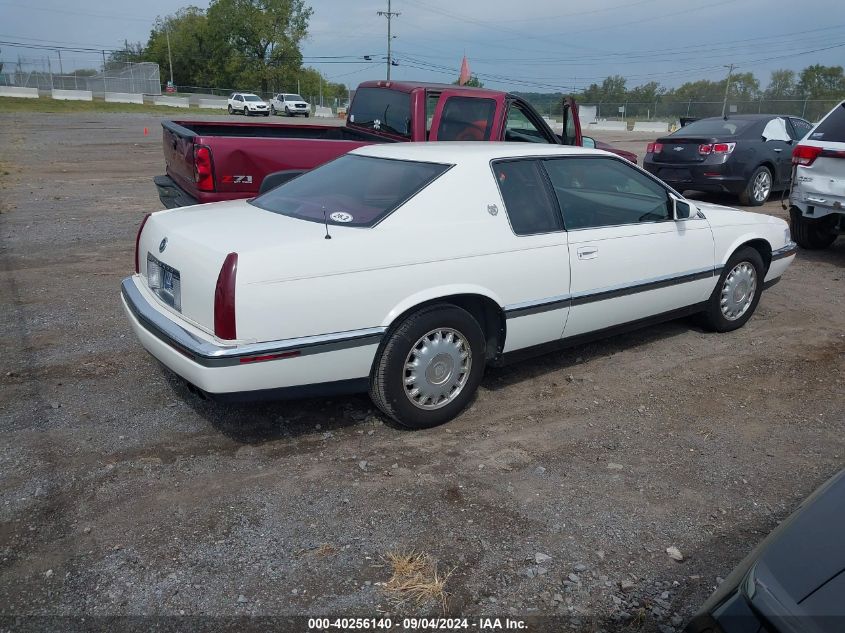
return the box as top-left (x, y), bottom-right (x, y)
top-left (121, 277), bottom-right (385, 367)
top-left (771, 242), bottom-right (798, 261)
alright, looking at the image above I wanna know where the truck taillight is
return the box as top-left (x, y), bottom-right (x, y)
top-left (194, 145), bottom-right (215, 191)
top-left (134, 213), bottom-right (151, 273)
top-left (792, 145), bottom-right (822, 166)
top-left (214, 253), bottom-right (238, 340)
top-left (647, 142), bottom-right (663, 154)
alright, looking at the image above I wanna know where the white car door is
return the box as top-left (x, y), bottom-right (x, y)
top-left (542, 156), bottom-right (715, 339)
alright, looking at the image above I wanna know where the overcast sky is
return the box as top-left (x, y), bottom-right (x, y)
top-left (2, 0), bottom-right (844, 92)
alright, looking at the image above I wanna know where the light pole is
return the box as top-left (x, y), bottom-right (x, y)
top-left (721, 63), bottom-right (736, 118)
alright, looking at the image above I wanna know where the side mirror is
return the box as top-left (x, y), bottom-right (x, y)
top-left (582, 136), bottom-right (596, 149)
top-left (673, 198), bottom-right (692, 220)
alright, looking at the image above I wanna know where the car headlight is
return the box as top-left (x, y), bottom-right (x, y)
top-left (785, 225), bottom-right (792, 245)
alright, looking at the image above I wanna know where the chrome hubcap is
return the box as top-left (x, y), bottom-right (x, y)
top-left (752, 170), bottom-right (771, 203)
top-left (721, 262), bottom-right (757, 321)
top-left (403, 328), bottom-right (471, 410)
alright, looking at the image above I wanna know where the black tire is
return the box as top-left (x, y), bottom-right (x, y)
top-left (305, 112), bottom-right (310, 118)
top-left (227, 104), bottom-right (233, 115)
top-left (285, 106), bottom-right (291, 117)
top-left (370, 304), bottom-right (486, 430)
top-left (701, 247), bottom-right (765, 333)
top-left (790, 207), bottom-right (837, 250)
top-left (263, 112), bottom-right (270, 117)
top-left (270, 105), bottom-right (276, 115)
top-left (738, 165), bottom-right (772, 206)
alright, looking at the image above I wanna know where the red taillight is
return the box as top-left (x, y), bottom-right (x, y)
top-left (647, 142), bottom-right (663, 154)
top-left (698, 144), bottom-right (712, 155)
top-left (194, 145), bottom-right (215, 192)
top-left (712, 142), bottom-right (735, 154)
top-left (214, 253), bottom-right (238, 340)
top-left (134, 213), bottom-right (151, 273)
top-left (792, 145), bottom-right (823, 166)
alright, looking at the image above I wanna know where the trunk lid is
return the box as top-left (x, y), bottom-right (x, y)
top-left (138, 200), bottom-right (327, 334)
top-left (652, 137), bottom-right (712, 164)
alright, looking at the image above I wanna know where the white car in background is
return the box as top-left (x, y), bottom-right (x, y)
top-left (122, 143), bottom-right (796, 430)
top-left (227, 92), bottom-right (270, 117)
top-left (789, 100), bottom-right (845, 249)
top-left (270, 93), bottom-right (311, 117)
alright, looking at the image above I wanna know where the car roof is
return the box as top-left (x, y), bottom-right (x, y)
top-left (357, 80), bottom-right (506, 96)
top-left (351, 142), bottom-right (609, 163)
top-left (695, 114), bottom-right (804, 122)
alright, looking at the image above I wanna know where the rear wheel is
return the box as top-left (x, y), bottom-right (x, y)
top-left (370, 304), bottom-right (486, 430)
top-left (270, 105), bottom-right (276, 115)
top-left (739, 165), bottom-right (772, 206)
top-left (790, 208), bottom-right (837, 249)
top-left (701, 247), bottom-right (764, 332)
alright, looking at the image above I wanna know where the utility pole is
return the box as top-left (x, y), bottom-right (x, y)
top-left (56, 49), bottom-right (63, 75)
top-left (721, 63), bottom-right (736, 118)
top-left (377, 0), bottom-right (399, 80)
top-left (166, 27), bottom-right (174, 87)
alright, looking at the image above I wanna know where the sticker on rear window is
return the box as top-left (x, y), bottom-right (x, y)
top-left (330, 211), bottom-right (353, 223)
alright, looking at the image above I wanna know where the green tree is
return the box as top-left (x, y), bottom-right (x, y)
top-left (206, 0), bottom-right (313, 94)
top-left (728, 71), bottom-right (760, 101)
top-left (106, 40), bottom-right (145, 71)
top-left (764, 69), bottom-right (797, 99)
top-left (452, 74), bottom-right (484, 88)
top-left (797, 64), bottom-right (845, 99)
top-left (145, 7), bottom-right (214, 89)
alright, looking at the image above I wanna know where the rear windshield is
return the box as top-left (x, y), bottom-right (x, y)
top-left (250, 154), bottom-right (451, 228)
top-left (671, 118), bottom-right (753, 137)
top-left (809, 102), bottom-right (845, 143)
top-left (348, 87), bottom-right (412, 138)
top-left (244, 95), bottom-right (262, 102)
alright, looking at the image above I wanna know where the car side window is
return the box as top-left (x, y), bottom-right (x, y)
top-left (493, 160), bottom-right (563, 235)
top-left (543, 157), bottom-right (670, 230)
top-left (435, 97), bottom-right (496, 141)
top-left (790, 118), bottom-right (813, 140)
top-left (504, 102), bottom-right (551, 144)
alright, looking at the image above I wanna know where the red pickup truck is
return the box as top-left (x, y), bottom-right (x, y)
top-left (155, 80), bottom-right (637, 208)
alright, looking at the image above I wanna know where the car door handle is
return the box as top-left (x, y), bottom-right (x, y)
top-left (577, 247), bottom-right (598, 260)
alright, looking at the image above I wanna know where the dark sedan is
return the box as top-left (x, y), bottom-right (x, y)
top-left (686, 468), bottom-right (845, 633)
top-left (644, 114), bottom-right (813, 206)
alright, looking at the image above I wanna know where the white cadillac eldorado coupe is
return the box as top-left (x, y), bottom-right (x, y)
top-left (122, 143), bottom-right (796, 429)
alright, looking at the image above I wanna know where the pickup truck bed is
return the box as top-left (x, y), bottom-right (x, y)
top-left (157, 120), bottom-right (384, 208)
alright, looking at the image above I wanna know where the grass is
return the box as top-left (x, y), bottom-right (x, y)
top-left (0, 96), bottom-right (227, 116)
top-left (382, 551), bottom-right (453, 613)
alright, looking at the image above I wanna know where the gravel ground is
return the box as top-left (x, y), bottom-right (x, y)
top-left (0, 112), bottom-right (843, 632)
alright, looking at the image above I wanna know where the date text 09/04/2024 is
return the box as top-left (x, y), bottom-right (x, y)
top-left (307, 617), bottom-right (528, 630)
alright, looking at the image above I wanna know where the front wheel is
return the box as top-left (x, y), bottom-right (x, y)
top-left (790, 208), bottom-right (837, 249)
top-left (739, 165), bottom-right (772, 206)
top-left (701, 247), bottom-right (764, 332)
top-left (370, 304), bottom-right (486, 430)
top-left (285, 106), bottom-right (291, 117)
top-left (227, 104), bottom-right (233, 114)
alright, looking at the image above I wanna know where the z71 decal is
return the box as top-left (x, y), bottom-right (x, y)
top-left (221, 175), bottom-right (253, 184)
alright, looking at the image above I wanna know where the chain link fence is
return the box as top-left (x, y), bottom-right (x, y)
top-left (0, 57), bottom-right (161, 96)
top-left (582, 99), bottom-right (842, 125)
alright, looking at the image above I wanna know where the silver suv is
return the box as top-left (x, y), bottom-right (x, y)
top-left (789, 101), bottom-right (845, 249)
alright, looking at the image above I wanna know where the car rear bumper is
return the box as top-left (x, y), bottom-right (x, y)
top-left (154, 175), bottom-right (198, 209)
top-left (644, 160), bottom-right (747, 194)
top-left (121, 275), bottom-right (382, 399)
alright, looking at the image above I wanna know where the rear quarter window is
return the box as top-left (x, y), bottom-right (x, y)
top-left (809, 103), bottom-right (845, 143)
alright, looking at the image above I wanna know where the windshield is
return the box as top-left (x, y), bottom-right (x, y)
top-left (250, 154), bottom-right (451, 227)
top-left (672, 118), bottom-right (754, 137)
top-left (348, 87), bottom-right (412, 138)
top-left (243, 95), bottom-right (262, 102)
top-left (285, 94), bottom-right (305, 101)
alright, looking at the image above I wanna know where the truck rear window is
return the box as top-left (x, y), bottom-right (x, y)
top-left (348, 88), bottom-right (412, 139)
top-left (249, 154), bottom-right (451, 228)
